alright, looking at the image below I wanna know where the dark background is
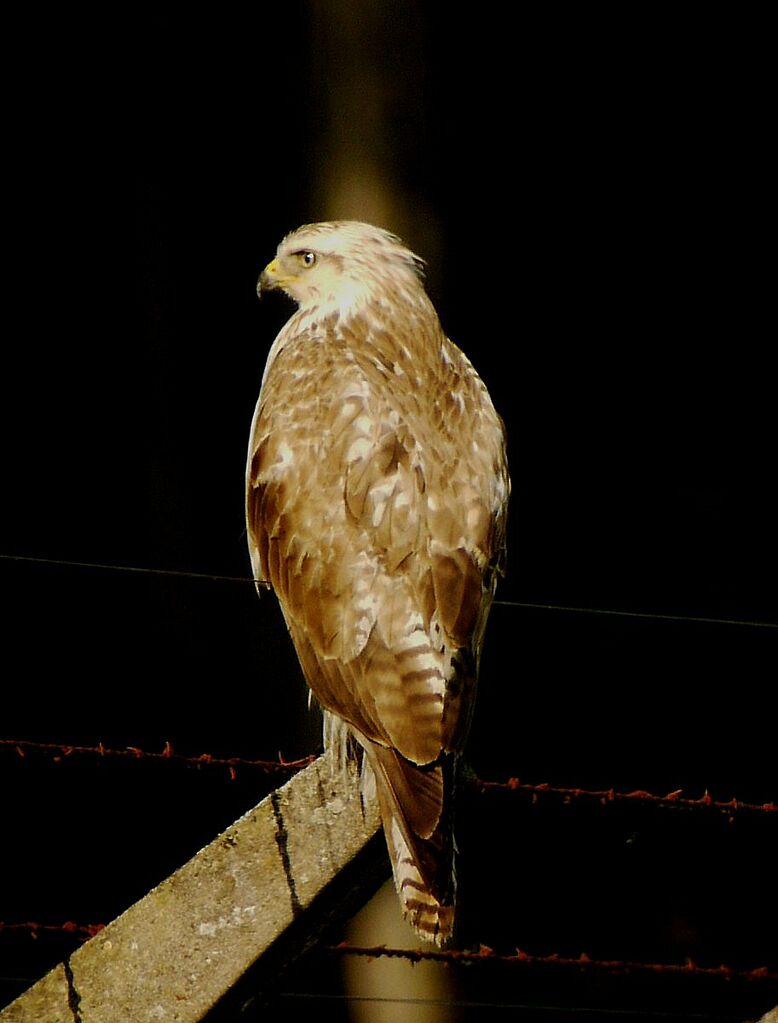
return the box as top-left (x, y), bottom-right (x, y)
top-left (2, 7), bottom-right (775, 1018)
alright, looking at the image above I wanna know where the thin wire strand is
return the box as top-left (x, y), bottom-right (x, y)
top-left (0, 553), bottom-right (248, 585)
top-left (2, 553), bottom-right (775, 630)
top-left (276, 990), bottom-right (723, 1018)
top-left (494, 599), bottom-right (777, 630)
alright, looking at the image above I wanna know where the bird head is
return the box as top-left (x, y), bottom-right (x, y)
top-left (257, 221), bottom-right (425, 316)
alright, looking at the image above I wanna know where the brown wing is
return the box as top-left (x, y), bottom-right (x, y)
top-left (246, 312), bottom-right (507, 766)
top-left (246, 308), bottom-right (508, 944)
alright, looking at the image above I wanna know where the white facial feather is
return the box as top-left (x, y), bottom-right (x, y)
top-left (272, 221), bottom-right (425, 315)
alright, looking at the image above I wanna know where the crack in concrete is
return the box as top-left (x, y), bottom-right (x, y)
top-left (270, 791), bottom-right (302, 917)
top-left (63, 959), bottom-right (83, 1022)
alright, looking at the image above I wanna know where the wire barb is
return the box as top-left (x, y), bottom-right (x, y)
top-left (0, 921), bottom-right (104, 941)
top-left (478, 778), bottom-right (777, 816)
top-left (329, 942), bottom-right (778, 982)
top-left (2, 740), bottom-right (774, 814)
top-left (0, 738), bottom-right (315, 777)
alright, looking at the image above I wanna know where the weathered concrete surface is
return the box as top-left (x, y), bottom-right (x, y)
top-left (1, 752), bottom-right (381, 1022)
top-left (0, 965), bottom-right (72, 1023)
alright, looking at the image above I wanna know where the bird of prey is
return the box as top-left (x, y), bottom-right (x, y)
top-left (246, 221), bottom-right (509, 945)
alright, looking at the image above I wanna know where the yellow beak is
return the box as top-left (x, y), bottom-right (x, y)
top-left (257, 258), bottom-right (287, 296)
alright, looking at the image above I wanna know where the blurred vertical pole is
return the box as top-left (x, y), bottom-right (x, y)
top-left (344, 882), bottom-right (463, 1023)
top-left (305, 3), bottom-right (457, 1018)
top-left (308, 0), bottom-right (442, 274)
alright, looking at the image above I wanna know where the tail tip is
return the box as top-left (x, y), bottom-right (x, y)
top-left (402, 893), bottom-right (456, 947)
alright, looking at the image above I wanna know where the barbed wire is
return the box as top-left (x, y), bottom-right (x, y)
top-left (2, 552), bottom-right (776, 630)
top-left (3, 738), bottom-right (775, 1010)
top-left (2, 920), bottom-right (774, 987)
top-left (2, 739), bottom-right (774, 817)
top-left (478, 778), bottom-right (777, 817)
top-left (329, 943), bottom-right (778, 983)
top-left (0, 738), bottom-right (315, 780)
top-left (0, 921), bottom-right (104, 942)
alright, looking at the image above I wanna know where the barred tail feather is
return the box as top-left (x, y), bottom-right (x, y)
top-left (361, 740), bottom-right (457, 946)
top-left (386, 811), bottom-right (456, 946)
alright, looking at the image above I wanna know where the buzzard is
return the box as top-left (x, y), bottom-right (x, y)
top-left (246, 221), bottom-right (509, 945)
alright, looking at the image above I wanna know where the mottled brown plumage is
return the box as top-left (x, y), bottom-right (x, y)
top-left (246, 222), bottom-right (509, 944)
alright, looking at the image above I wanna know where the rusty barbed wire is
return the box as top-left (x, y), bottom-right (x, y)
top-left (0, 737), bottom-right (315, 780)
top-left (0, 921), bottom-right (104, 941)
top-left (2, 738), bottom-right (774, 817)
top-left (330, 942), bottom-right (778, 983)
top-left (478, 777), bottom-right (778, 817)
top-left (4, 922), bottom-right (775, 987)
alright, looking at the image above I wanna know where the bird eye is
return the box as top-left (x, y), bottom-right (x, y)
top-left (298, 251), bottom-right (316, 268)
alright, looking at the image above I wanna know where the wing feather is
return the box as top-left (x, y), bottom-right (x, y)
top-left (247, 224), bottom-right (509, 945)
top-left (247, 297), bottom-right (508, 945)
top-left (247, 315), bottom-right (507, 758)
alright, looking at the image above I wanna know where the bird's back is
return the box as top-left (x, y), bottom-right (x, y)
top-left (247, 224), bottom-right (509, 944)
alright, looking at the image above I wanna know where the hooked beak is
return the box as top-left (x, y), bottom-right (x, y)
top-left (257, 258), bottom-right (283, 298)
